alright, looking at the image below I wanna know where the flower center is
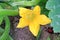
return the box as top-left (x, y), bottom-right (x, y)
top-left (26, 13), bottom-right (35, 21)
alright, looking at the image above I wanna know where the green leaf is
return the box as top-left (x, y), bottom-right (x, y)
top-left (7, 35), bottom-right (13, 40)
top-left (10, 0), bottom-right (40, 6)
top-left (50, 8), bottom-right (60, 33)
top-left (0, 2), bottom-right (13, 9)
top-left (0, 16), bottom-right (10, 40)
top-left (46, 0), bottom-right (60, 33)
top-left (0, 27), bottom-right (4, 36)
top-left (46, 0), bottom-right (60, 10)
top-left (48, 8), bottom-right (60, 19)
top-left (10, 0), bottom-right (23, 2)
top-left (0, 0), bottom-right (10, 2)
top-left (0, 5), bottom-right (2, 9)
top-left (0, 9), bottom-right (18, 16)
top-left (0, 16), bottom-right (4, 25)
top-left (38, 0), bottom-right (49, 16)
top-left (0, 27), bottom-right (13, 40)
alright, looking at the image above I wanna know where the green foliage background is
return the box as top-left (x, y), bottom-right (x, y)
top-left (46, 0), bottom-right (60, 33)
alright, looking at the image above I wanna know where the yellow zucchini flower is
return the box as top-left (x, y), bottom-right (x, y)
top-left (17, 6), bottom-right (51, 36)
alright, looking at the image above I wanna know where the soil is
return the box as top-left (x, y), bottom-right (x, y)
top-left (9, 16), bottom-right (60, 40)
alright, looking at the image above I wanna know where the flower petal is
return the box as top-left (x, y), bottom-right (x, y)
top-left (29, 21), bottom-right (40, 36)
top-left (38, 15), bottom-right (51, 25)
top-left (33, 5), bottom-right (41, 15)
top-left (19, 7), bottom-right (32, 17)
top-left (17, 18), bottom-right (28, 28)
